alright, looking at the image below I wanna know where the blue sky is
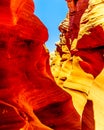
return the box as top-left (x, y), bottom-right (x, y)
top-left (34, 0), bottom-right (68, 52)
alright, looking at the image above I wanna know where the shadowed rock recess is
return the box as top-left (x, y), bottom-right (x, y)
top-left (0, 0), bottom-right (104, 130)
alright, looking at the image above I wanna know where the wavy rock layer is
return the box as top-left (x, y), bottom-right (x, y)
top-left (51, 0), bottom-right (104, 130)
top-left (0, 0), bottom-right (81, 130)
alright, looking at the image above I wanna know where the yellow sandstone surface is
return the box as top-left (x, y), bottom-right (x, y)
top-left (51, 0), bottom-right (104, 129)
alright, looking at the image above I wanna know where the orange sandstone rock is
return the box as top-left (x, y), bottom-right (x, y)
top-left (0, 0), bottom-right (81, 130)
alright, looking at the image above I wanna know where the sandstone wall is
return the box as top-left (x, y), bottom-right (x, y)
top-left (51, 0), bottom-right (104, 129)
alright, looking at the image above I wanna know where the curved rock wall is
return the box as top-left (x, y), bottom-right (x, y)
top-left (51, 0), bottom-right (104, 129)
top-left (0, 0), bottom-right (81, 130)
top-left (0, 0), bottom-right (104, 129)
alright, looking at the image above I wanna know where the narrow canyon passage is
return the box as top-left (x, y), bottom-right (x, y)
top-left (0, 0), bottom-right (104, 130)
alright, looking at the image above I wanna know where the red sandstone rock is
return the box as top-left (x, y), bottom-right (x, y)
top-left (74, 26), bottom-right (104, 77)
top-left (65, 0), bottom-right (104, 78)
top-left (0, 0), bottom-right (81, 130)
top-left (82, 100), bottom-right (95, 130)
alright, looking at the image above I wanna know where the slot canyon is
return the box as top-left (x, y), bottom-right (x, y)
top-left (0, 0), bottom-right (104, 130)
